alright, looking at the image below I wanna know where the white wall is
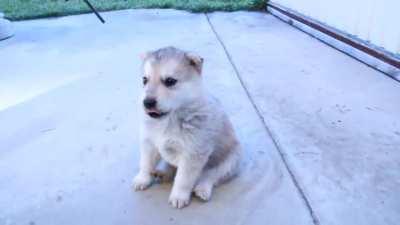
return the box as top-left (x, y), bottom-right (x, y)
top-left (270, 0), bottom-right (400, 55)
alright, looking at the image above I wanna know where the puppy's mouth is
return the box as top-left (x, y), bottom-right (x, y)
top-left (145, 109), bottom-right (168, 119)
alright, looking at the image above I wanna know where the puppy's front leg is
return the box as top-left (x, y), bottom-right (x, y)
top-left (169, 156), bottom-right (206, 208)
top-left (133, 140), bottom-right (160, 191)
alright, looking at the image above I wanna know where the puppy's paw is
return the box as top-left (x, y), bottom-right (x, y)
top-left (151, 169), bottom-right (174, 183)
top-left (132, 174), bottom-right (152, 191)
top-left (168, 191), bottom-right (191, 209)
top-left (194, 183), bottom-right (213, 201)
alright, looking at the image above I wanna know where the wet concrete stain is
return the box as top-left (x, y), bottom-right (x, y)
top-left (105, 125), bottom-right (118, 132)
top-left (295, 151), bottom-right (319, 156)
top-left (366, 106), bottom-right (383, 111)
top-left (41, 128), bottom-right (56, 133)
top-left (335, 104), bottom-right (351, 114)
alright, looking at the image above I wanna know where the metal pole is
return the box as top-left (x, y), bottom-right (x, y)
top-left (82, 0), bottom-right (105, 23)
top-left (65, 0), bottom-right (105, 23)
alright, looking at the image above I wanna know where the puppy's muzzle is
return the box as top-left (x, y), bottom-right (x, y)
top-left (143, 98), bottom-right (157, 109)
top-left (143, 97), bottom-right (168, 119)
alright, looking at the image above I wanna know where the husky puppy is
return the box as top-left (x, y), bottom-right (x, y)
top-left (132, 46), bottom-right (241, 208)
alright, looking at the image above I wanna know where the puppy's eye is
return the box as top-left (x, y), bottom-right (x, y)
top-left (163, 77), bottom-right (177, 87)
top-left (143, 77), bottom-right (148, 85)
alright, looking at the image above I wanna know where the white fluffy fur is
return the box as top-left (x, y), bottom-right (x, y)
top-left (132, 47), bottom-right (241, 209)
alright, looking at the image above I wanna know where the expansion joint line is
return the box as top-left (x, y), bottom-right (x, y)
top-left (204, 13), bottom-right (320, 225)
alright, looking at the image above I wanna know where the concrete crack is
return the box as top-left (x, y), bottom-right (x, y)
top-left (205, 12), bottom-right (320, 225)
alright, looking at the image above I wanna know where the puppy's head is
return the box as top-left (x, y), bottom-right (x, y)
top-left (140, 46), bottom-right (204, 119)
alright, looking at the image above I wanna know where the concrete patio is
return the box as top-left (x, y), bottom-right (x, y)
top-left (0, 9), bottom-right (399, 225)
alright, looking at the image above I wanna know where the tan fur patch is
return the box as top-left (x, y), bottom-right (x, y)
top-left (142, 46), bottom-right (203, 80)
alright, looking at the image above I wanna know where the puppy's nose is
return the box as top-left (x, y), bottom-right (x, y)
top-left (143, 98), bottom-right (157, 109)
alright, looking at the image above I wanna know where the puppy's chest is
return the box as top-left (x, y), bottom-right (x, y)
top-left (152, 127), bottom-right (187, 165)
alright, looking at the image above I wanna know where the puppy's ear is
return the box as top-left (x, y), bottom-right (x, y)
top-left (139, 51), bottom-right (151, 61)
top-left (185, 52), bottom-right (204, 74)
